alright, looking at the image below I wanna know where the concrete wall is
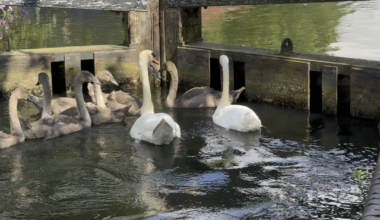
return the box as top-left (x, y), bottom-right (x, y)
top-left (0, 46), bottom-right (140, 96)
top-left (176, 44), bottom-right (380, 119)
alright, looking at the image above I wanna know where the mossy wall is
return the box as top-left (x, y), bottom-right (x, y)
top-left (94, 49), bottom-right (140, 88)
top-left (0, 53), bottom-right (51, 96)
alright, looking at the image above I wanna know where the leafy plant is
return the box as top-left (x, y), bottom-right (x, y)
top-left (353, 169), bottom-right (369, 188)
top-left (352, 169), bottom-right (369, 204)
top-left (0, 5), bottom-right (13, 40)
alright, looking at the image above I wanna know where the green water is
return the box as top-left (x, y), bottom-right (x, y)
top-left (0, 7), bottom-right (124, 51)
top-left (202, 1), bottom-right (380, 61)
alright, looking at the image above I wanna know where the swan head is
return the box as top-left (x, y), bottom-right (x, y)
top-left (77, 71), bottom-right (102, 86)
top-left (158, 61), bottom-right (176, 73)
top-left (96, 70), bottom-right (119, 86)
top-left (219, 55), bottom-right (229, 68)
top-left (140, 50), bottom-right (161, 80)
top-left (11, 88), bottom-right (28, 100)
top-left (36, 72), bottom-right (50, 86)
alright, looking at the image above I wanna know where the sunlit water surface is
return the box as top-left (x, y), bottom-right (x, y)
top-left (202, 0), bottom-right (380, 61)
top-left (0, 88), bottom-right (378, 220)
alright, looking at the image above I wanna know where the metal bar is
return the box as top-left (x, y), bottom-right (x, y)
top-left (167, 0), bottom-right (366, 8)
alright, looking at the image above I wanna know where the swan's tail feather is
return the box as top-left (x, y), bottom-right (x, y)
top-left (260, 125), bottom-right (272, 134)
top-left (153, 119), bottom-right (174, 145)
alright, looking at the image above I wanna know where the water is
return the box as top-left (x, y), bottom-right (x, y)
top-left (1, 2), bottom-right (380, 61)
top-left (0, 88), bottom-right (378, 220)
top-left (202, 1), bottom-right (380, 61)
top-left (0, 7), bottom-right (123, 50)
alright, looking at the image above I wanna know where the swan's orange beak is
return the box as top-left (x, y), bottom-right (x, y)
top-left (152, 57), bottom-right (159, 64)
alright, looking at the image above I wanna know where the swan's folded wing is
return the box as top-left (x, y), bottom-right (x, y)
top-left (179, 87), bottom-right (215, 100)
top-left (0, 131), bottom-right (11, 138)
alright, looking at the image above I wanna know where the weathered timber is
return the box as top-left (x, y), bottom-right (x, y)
top-left (129, 11), bottom-right (152, 52)
top-left (0, 53), bottom-right (51, 93)
top-left (164, 8), bottom-right (181, 64)
top-left (64, 54), bottom-right (81, 96)
top-left (160, 10), bottom-right (167, 84)
top-left (321, 66), bottom-right (337, 114)
top-left (167, 0), bottom-right (366, 7)
top-left (244, 54), bottom-right (310, 108)
top-left (0, 45), bottom-right (131, 62)
top-left (350, 67), bottom-right (380, 119)
top-left (181, 8), bottom-right (202, 43)
top-left (94, 49), bottom-right (140, 88)
top-left (362, 153), bottom-right (380, 220)
top-left (177, 47), bottom-right (210, 89)
top-left (0, 0), bottom-right (147, 11)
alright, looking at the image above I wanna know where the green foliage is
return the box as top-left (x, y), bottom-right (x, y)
top-left (352, 169), bottom-right (368, 189)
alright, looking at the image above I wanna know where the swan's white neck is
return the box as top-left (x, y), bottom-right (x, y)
top-left (216, 60), bottom-right (231, 113)
top-left (93, 78), bottom-right (106, 108)
top-left (141, 61), bottom-right (154, 114)
top-left (74, 79), bottom-right (91, 126)
top-left (9, 96), bottom-right (24, 139)
top-left (166, 65), bottom-right (178, 107)
top-left (41, 79), bottom-right (52, 118)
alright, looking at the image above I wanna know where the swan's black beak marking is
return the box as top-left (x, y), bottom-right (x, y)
top-left (36, 82), bottom-right (40, 86)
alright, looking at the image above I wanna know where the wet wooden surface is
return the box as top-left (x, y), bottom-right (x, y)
top-left (244, 54), bottom-right (310, 108)
top-left (0, 0), bottom-right (147, 11)
top-left (350, 67), bottom-right (380, 119)
top-left (64, 54), bottom-right (81, 94)
top-left (362, 154), bottom-right (380, 220)
top-left (321, 66), bottom-right (337, 114)
top-left (94, 49), bottom-right (140, 88)
top-left (177, 47), bottom-right (210, 89)
top-left (185, 41), bottom-right (380, 70)
top-left (0, 54), bottom-right (51, 91)
top-left (167, 0), bottom-right (365, 7)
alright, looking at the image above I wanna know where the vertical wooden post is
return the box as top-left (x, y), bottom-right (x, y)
top-left (122, 12), bottom-right (130, 46)
top-left (159, 8), bottom-right (167, 86)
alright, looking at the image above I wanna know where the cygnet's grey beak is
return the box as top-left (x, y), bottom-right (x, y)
top-left (152, 66), bottom-right (162, 80)
top-left (92, 78), bottom-right (102, 86)
top-left (110, 77), bottom-right (119, 86)
top-left (27, 94), bottom-right (36, 104)
top-left (36, 82), bottom-right (40, 86)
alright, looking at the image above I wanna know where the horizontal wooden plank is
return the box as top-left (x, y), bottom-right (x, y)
top-left (177, 47), bottom-right (210, 89)
top-left (167, 0), bottom-right (365, 7)
top-left (244, 54), bottom-right (310, 109)
top-left (0, 0), bottom-right (147, 11)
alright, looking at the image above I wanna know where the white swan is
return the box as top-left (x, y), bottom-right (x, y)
top-left (212, 55), bottom-right (261, 132)
top-left (130, 50), bottom-right (181, 145)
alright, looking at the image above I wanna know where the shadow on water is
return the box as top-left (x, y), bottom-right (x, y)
top-left (0, 88), bottom-right (378, 220)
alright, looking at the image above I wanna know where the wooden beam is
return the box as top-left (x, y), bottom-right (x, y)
top-left (167, 0), bottom-right (365, 8)
top-left (0, 0), bottom-right (147, 11)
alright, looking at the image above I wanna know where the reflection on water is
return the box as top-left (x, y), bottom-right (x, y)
top-left (202, 1), bottom-right (380, 61)
top-left (0, 7), bottom-right (123, 50)
top-left (0, 88), bottom-right (378, 219)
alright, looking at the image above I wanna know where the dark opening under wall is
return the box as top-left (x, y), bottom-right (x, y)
top-left (233, 61), bottom-right (246, 101)
top-left (210, 58), bottom-right (221, 91)
top-left (309, 71), bottom-right (322, 113)
top-left (337, 75), bottom-right (350, 116)
top-left (51, 61), bottom-right (66, 95)
top-left (81, 59), bottom-right (95, 93)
